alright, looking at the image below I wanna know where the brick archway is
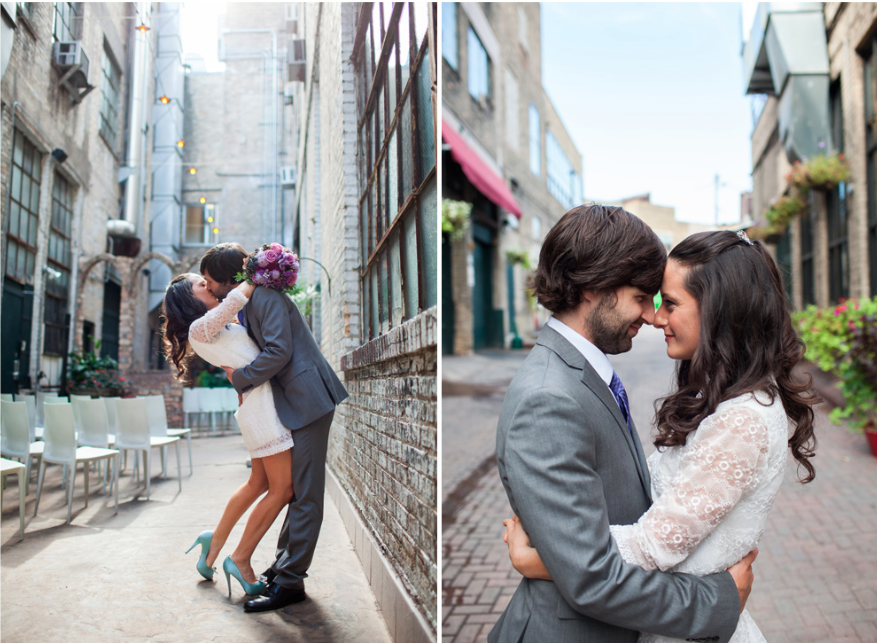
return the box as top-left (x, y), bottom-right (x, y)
top-left (73, 253), bottom-right (126, 352)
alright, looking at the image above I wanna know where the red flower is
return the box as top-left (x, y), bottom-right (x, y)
top-left (119, 377), bottom-right (126, 382)
top-left (838, 153), bottom-right (845, 160)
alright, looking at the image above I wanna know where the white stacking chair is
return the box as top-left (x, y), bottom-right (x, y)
top-left (182, 388), bottom-right (201, 432)
top-left (0, 394), bottom-right (13, 402)
top-left (199, 388), bottom-right (224, 434)
top-left (34, 403), bottom-right (119, 524)
top-left (144, 395), bottom-right (193, 475)
top-left (0, 401), bottom-right (44, 495)
top-left (76, 398), bottom-right (115, 494)
top-left (14, 394), bottom-right (38, 439)
top-left (115, 398), bottom-right (181, 499)
top-left (35, 393), bottom-right (63, 428)
top-left (1, 457), bottom-right (27, 540)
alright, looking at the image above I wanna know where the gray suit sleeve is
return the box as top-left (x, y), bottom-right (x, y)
top-left (230, 288), bottom-right (294, 394)
top-left (505, 387), bottom-right (741, 642)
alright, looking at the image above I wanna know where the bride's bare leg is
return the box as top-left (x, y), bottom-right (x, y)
top-left (205, 460), bottom-right (269, 568)
top-left (229, 448), bottom-right (294, 583)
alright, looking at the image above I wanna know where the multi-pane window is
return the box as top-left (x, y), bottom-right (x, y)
top-left (16, 3), bottom-right (33, 22)
top-left (529, 104), bottom-right (540, 176)
top-left (99, 45), bottom-right (122, 148)
top-left (442, 2), bottom-right (457, 71)
top-left (45, 171), bottom-right (73, 356)
top-left (5, 129), bottom-right (41, 286)
top-left (354, 2), bottom-right (437, 342)
top-left (52, 2), bottom-right (82, 42)
top-left (827, 78), bottom-right (848, 303)
top-left (546, 129), bottom-right (581, 210)
top-left (865, 41), bottom-right (877, 295)
top-left (467, 27), bottom-right (489, 101)
top-left (184, 204), bottom-right (218, 245)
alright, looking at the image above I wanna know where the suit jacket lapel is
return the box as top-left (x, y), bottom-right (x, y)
top-left (538, 327), bottom-right (651, 497)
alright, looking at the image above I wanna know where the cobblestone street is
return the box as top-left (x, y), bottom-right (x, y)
top-left (441, 325), bottom-right (877, 643)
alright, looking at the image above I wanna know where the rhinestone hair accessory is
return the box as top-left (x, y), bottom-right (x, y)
top-left (736, 230), bottom-right (754, 246)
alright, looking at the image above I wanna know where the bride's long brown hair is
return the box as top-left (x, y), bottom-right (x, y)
top-left (654, 231), bottom-right (818, 483)
top-left (161, 274), bottom-right (208, 382)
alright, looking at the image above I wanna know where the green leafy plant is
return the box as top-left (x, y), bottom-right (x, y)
top-left (505, 249), bottom-right (532, 270)
top-left (194, 364), bottom-right (233, 388)
top-left (788, 153), bottom-right (851, 191)
top-left (764, 195), bottom-right (806, 229)
top-left (67, 339), bottom-right (126, 392)
top-left (442, 199), bottom-right (472, 240)
top-left (795, 298), bottom-right (877, 430)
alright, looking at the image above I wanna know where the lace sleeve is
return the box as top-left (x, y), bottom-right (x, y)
top-left (610, 404), bottom-right (770, 572)
top-left (188, 288), bottom-right (249, 344)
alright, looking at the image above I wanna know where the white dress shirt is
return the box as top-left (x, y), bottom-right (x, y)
top-left (546, 316), bottom-right (614, 387)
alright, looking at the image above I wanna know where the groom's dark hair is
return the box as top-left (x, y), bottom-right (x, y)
top-left (531, 204), bottom-right (667, 314)
top-left (200, 242), bottom-right (248, 284)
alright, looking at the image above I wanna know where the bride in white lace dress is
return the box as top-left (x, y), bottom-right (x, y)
top-left (505, 231), bottom-right (818, 642)
top-left (163, 273), bottom-right (294, 598)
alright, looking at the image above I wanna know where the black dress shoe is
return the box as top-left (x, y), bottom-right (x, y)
top-left (259, 568), bottom-right (277, 585)
top-left (243, 583), bottom-right (306, 613)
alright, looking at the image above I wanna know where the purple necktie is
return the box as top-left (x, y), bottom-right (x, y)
top-left (609, 372), bottom-right (633, 436)
top-left (237, 310), bottom-right (247, 328)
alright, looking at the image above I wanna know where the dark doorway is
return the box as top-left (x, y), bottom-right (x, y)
top-left (472, 222), bottom-right (503, 350)
top-left (101, 280), bottom-right (121, 362)
top-left (1, 278), bottom-right (33, 393)
top-left (442, 234), bottom-right (455, 354)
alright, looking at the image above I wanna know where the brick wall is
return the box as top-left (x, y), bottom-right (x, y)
top-left (125, 370), bottom-right (186, 428)
top-left (335, 308), bottom-right (438, 630)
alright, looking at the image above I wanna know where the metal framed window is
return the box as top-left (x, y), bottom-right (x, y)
top-left (546, 129), bottom-right (580, 209)
top-left (5, 129), bottom-right (41, 286)
top-left (52, 2), bottom-right (82, 42)
top-left (467, 26), bottom-right (489, 101)
top-left (45, 171), bottom-right (73, 356)
top-left (865, 41), bottom-right (877, 296)
top-left (529, 104), bottom-right (540, 176)
top-left (183, 204), bottom-right (218, 246)
top-left (441, 2), bottom-right (457, 71)
top-left (99, 44), bottom-right (122, 148)
top-left (354, 2), bottom-right (437, 343)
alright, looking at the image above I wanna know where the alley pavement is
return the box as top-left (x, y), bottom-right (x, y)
top-left (441, 325), bottom-right (877, 643)
top-left (1, 434), bottom-right (391, 643)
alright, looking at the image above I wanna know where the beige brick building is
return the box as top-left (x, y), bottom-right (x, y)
top-left (289, 4), bottom-right (437, 641)
top-left (744, 2), bottom-right (877, 309)
top-left (442, 2), bottom-right (583, 354)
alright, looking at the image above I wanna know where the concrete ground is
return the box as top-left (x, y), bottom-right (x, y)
top-left (0, 434), bottom-right (391, 643)
top-left (442, 326), bottom-right (877, 643)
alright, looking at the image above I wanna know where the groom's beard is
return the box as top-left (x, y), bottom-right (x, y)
top-left (586, 296), bottom-right (635, 355)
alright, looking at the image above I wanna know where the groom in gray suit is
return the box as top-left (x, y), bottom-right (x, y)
top-left (490, 205), bottom-right (755, 643)
top-left (201, 242), bottom-right (349, 613)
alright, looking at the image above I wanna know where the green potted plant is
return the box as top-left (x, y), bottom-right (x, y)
top-left (67, 340), bottom-right (125, 397)
top-left (442, 199), bottom-right (472, 240)
top-left (788, 153), bottom-right (851, 191)
top-left (795, 298), bottom-right (877, 457)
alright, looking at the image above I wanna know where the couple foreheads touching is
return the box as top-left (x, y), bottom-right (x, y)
top-left (491, 204), bottom-right (817, 643)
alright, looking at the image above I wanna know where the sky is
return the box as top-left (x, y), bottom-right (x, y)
top-left (541, 2), bottom-right (759, 225)
top-left (179, 2), bottom-right (226, 72)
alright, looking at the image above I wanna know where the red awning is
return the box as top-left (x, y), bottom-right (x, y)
top-left (442, 120), bottom-right (521, 218)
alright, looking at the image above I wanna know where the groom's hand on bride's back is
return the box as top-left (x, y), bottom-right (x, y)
top-left (727, 548), bottom-right (758, 613)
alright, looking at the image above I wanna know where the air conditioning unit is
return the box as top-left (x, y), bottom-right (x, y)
top-left (280, 166), bottom-right (297, 187)
top-left (53, 41), bottom-right (95, 104)
top-left (288, 38), bottom-right (306, 82)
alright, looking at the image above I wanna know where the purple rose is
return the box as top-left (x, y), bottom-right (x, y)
top-left (269, 270), bottom-right (281, 282)
top-left (253, 271), bottom-right (268, 285)
top-left (270, 242), bottom-right (284, 254)
top-left (256, 251), bottom-right (269, 268)
top-left (264, 250), bottom-right (279, 264)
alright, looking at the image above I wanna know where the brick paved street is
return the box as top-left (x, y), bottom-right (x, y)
top-left (441, 326), bottom-right (877, 643)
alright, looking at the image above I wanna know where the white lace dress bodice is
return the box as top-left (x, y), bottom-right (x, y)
top-left (188, 288), bottom-right (293, 458)
top-left (610, 391), bottom-right (792, 643)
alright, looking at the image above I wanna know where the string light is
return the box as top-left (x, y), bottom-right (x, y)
top-left (213, 227), bottom-right (219, 234)
top-left (189, 167), bottom-right (197, 175)
top-left (199, 197), bottom-right (206, 204)
top-left (159, 95), bottom-right (170, 104)
top-left (137, 23), bottom-right (150, 33)
top-left (176, 140), bottom-right (185, 148)
top-left (207, 216), bottom-right (214, 223)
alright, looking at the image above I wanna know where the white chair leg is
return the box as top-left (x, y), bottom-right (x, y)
top-left (161, 445), bottom-right (167, 480)
top-left (145, 450), bottom-right (151, 500)
top-left (33, 460), bottom-right (47, 517)
top-left (66, 464), bottom-right (76, 524)
top-left (113, 454), bottom-right (120, 514)
top-left (18, 471), bottom-right (25, 541)
top-left (186, 433), bottom-right (193, 475)
top-left (175, 441), bottom-right (181, 493)
top-left (83, 461), bottom-right (90, 509)
top-left (23, 456), bottom-right (31, 496)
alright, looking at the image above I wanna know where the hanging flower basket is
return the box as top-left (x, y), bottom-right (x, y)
top-left (764, 195), bottom-right (806, 229)
top-left (442, 199), bottom-right (472, 240)
top-left (505, 249), bottom-right (532, 269)
top-left (788, 153), bottom-right (851, 192)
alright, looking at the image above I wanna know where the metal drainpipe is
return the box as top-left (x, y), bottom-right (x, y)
top-left (222, 28), bottom-right (279, 239)
top-left (121, 1), bottom-right (150, 236)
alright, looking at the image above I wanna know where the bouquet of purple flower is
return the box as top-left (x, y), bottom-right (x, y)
top-left (235, 242), bottom-right (301, 295)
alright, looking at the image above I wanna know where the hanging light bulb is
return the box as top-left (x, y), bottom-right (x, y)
top-left (159, 95), bottom-right (170, 104)
top-left (207, 216), bottom-right (214, 223)
top-left (199, 197), bottom-right (206, 204)
top-left (189, 167), bottom-right (197, 175)
top-left (137, 23), bottom-right (150, 33)
top-left (213, 227), bottom-right (219, 234)
top-left (176, 140), bottom-right (185, 148)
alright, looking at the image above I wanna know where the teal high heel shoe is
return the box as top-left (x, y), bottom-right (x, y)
top-left (223, 556), bottom-right (267, 597)
top-left (185, 530), bottom-right (216, 580)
